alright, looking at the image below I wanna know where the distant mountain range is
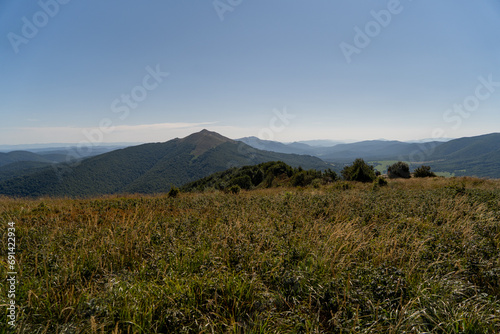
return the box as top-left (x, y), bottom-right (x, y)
top-left (240, 133), bottom-right (500, 178)
top-left (237, 136), bottom-right (444, 162)
top-left (0, 131), bottom-right (498, 197)
top-left (0, 143), bottom-right (136, 153)
top-left (0, 130), bottom-right (327, 197)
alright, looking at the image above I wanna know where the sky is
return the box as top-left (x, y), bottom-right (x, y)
top-left (0, 0), bottom-right (499, 146)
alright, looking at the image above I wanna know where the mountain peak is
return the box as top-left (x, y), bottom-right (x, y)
top-left (181, 129), bottom-right (234, 156)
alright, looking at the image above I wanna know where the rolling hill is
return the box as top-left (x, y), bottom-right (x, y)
top-left (0, 161), bottom-right (53, 182)
top-left (239, 133), bottom-right (500, 178)
top-left (239, 137), bottom-right (444, 162)
top-left (237, 137), bottom-right (315, 155)
top-left (426, 133), bottom-right (500, 178)
top-left (0, 151), bottom-right (57, 167)
top-left (0, 130), bottom-right (329, 197)
top-left (0, 146), bottom-right (125, 180)
top-left (315, 140), bottom-right (442, 162)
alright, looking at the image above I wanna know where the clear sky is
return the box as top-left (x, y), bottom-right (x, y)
top-left (1, 0), bottom-right (499, 145)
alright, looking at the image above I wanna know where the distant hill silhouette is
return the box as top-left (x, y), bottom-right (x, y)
top-left (0, 130), bottom-right (328, 197)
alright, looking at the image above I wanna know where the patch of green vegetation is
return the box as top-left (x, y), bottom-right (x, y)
top-left (370, 160), bottom-right (404, 174)
top-left (182, 161), bottom-right (338, 192)
top-left (341, 158), bottom-right (376, 182)
top-left (435, 171), bottom-right (455, 177)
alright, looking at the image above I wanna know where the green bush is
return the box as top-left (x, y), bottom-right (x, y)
top-left (228, 184), bottom-right (241, 194)
top-left (311, 178), bottom-right (322, 188)
top-left (414, 165), bottom-right (436, 178)
top-left (291, 171), bottom-right (316, 187)
top-left (387, 161), bottom-right (411, 179)
top-left (168, 186), bottom-right (180, 197)
top-left (341, 158), bottom-right (376, 183)
top-left (324, 168), bottom-right (338, 182)
top-left (231, 175), bottom-right (252, 190)
top-left (372, 176), bottom-right (388, 190)
top-left (375, 176), bottom-right (388, 186)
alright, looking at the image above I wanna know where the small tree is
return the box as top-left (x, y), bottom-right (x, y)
top-left (387, 161), bottom-right (411, 179)
top-left (414, 165), bottom-right (436, 178)
top-left (341, 158), bottom-right (376, 183)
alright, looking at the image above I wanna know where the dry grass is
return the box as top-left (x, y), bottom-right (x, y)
top-left (0, 177), bottom-right (499, 333)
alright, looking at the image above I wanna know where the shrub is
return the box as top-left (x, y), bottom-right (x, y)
top-left (387, 161), bottom-right (410, 179)
top-left (372, 176), bottom-right (388, 190)
top-left (265, 161), bottom-right (293, 178)
top-left (228, 184), bottom-right (241, 194)
top-left (341, 158), bottom-right (376, 183)
top-left (324, 168), bottom-right (338, 182)
top-left (375, 176), bottom-right (388, 186)
top-left (291, 171), bottom-right (316, 187)
top-left (291, 171), bottom-right (307, 187)
top-left (311, 178), bottom-right (322, 188)
top-left (414, 165), bottom-right (436, 178)
top-left (251, 169), bottom-right (264, 185)
top-left (231, 175), bottom-right (252, 190)
top-left (168, 186), bottom-right (180, 198)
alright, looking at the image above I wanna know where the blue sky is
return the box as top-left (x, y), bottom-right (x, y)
top-left (1, 0), bottom-right (499, 145)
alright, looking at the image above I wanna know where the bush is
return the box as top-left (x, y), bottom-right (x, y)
top-left (228, 185), bottom-right (241, 194)
top-left (375, 176), bottom-right (388, 187)
top-left (372, 176), bottom-right (388, 190)
top-left (168, 186), bottom-right (180, 198)
top-left (324, 168), bottom-right (338, 182)
top-left (341, 158), bottom-right (376, 183)
top-left (251, 169), bottom-right (264, 185)
top-left (414, 165), bottom-right (436, 178)
top-left (291, 171), bottom-right (316, 187)
top-left (231, 175), bottom-right (252, 190)
top-left (265, 161), bottom-right (294, 178)
top-left (387, 162), bottom-right (410, 179)
top-left (311, 178), bottom-right (322, 189)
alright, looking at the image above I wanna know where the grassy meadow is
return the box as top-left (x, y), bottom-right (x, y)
top-left (1, 177), bottom-right (500, 333)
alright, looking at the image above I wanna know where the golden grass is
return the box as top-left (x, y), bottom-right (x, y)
top-left (0, 177), bottom-right (499, 333)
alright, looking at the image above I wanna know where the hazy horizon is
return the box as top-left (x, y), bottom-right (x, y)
top-left (2, 127), bottom-right (493, 152)
top-left (1, 1), bottom-right (499, 145)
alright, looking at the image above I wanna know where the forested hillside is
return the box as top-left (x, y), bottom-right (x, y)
top-left (0, 130), bottom-right (328, 197)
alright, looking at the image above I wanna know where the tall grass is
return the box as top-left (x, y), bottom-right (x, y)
top-left (1, 177), bottom-right (499, 333)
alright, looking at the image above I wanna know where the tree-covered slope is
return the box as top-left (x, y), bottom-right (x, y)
top-left (0, 151), bottom-right (54, 167)
top-left (0, 161), bottom-right (53, 182)
top-left (426, 133), bottom-right (500, 178)
top-left (182, 160), bottom-right (337, 192)
top-left (0, 130), bottom-right (329, 197)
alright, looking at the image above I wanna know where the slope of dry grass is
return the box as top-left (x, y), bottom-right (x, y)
top-left (1, 177), bottom-right (499, 333)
